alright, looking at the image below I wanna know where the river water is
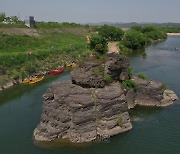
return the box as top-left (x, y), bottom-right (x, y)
top-left (0, 36), bottom-right (180, 154)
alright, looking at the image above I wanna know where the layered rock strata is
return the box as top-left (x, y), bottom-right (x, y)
top-left (34, 81), bottom-right (132, 142)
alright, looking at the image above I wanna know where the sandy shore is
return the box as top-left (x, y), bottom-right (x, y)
top-left (167, 33), bottom-right (180, 36)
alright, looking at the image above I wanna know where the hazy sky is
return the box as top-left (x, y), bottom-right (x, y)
top-left (0, 0), bottom-right (180, 23)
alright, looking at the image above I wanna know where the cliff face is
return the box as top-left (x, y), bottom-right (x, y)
top-left (34, 81), bottom-right (132, 142)
top-left (34, 53), bottom-right (178, 143)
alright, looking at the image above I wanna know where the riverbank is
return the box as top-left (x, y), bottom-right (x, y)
top-left (0, 52), bottom-right (90, 91)
top-left (167, 33), bottom-right (180, 36)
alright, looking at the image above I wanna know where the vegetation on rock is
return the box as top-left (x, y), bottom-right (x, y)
top-left (122, 79), bottom-right (138, 92)
top-left (137, 72), bottom-right (147, 80)
top-left (117, 113), bottom-right (123, 127)
top-left (103, 73), bottom-right (113, 84)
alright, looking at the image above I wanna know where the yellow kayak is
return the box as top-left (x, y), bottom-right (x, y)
top-left (22, 78), bottom-right (30, 84)
top-left (22, 76), bottom-right (38, 84)
top-left (71, 63), bottom-right (77, 68)
top-left (66, 62), bottom-right (76, 68)
top-left (29, 76), bottom-right (44, 84)
top-left (66, 63), bottom-right (72, 67)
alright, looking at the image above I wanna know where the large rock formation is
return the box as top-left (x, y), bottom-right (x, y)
top-left (34, 53), bottom-right (178, 143)
top-left (34, 81), bottom-right (132, 142)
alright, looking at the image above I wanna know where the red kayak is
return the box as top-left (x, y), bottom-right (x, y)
top-left (53, 68), bottom-right (64, 75)
top-left (47, 69), bottom-right (55, 75)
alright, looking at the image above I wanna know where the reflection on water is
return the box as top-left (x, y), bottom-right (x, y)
top-left (121, 48), bottom-right (147, 58)
top-left (34, 138), bottom-right (92, 149)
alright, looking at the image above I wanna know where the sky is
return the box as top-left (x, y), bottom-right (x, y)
top-left (0, 0), bottom-right (180, 23)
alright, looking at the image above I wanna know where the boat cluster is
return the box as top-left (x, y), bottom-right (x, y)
top-left (22, 62), bottom-right (77, 85)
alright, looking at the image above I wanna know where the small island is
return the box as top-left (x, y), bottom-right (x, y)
top-left (33, 53), bottom-right (178, 143)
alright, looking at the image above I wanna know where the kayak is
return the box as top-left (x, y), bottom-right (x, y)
top-left (66, 63), bottom-right (72, 67)
top-left (66, 62), bottom-right (76, 68)
top-left (22, 78), bottom-right (30, 84)
top-left (53, 68), bottom-right (64, 75)
top-left (71, 63), bottom-right (77, 68)
top-left (29, 76), bottom-right (44, 84)
top-left (22, 76), bottom-right (37, 84)
top-left (48, 69), bottom-right (55, 75)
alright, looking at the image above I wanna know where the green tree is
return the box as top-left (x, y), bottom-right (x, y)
top-left (122, 30), bottom-right (146, 50)
top-left (98, 25), bottom-right (124, 41)
top-left (131, 26), bottom-right (144, 32)
top-left (11, 16), bottom-right (18, 23)
top-left (0, 12), bottom-right (6, 22)
top-left (90, 35), bottom-right (107, 54)
top-left (132, 25), bottom-right (167, 41)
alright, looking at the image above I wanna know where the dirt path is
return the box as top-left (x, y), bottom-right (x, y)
top-left (86, 34), bottom-right (90, 43)
top-left (108, 42), bottom-right (119, 53)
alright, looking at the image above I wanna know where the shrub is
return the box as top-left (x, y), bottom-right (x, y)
top-left (122, 80), bottom-right (138, 92)
top-left (117, 113), bottom-right (123, 127)
top-left (128, 67), bottom-right (133, 79)
top-left (162, 83), bottom-right (168, 91)
top-left (12, 69), bottom-right (20, 80)
top-left (90, 35), bottom-right (107, 54)
top-left (98, 25), bottom-right (124, 41)
top-left (104, 73), bottom-right (113, 84)
top-left (93, 68), bottom-right (101, 77)
top-left (0, 12), bottom-right (6, 22)
top-left (122, 30), bottom-right (146, 50)
top-left (138, 72), bottom-right (147, 80)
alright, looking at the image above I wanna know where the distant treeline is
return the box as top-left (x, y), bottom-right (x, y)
top-left (160, 27), bottom-right (180, 33)
top-left (89, 22), bottom-right (180, 28)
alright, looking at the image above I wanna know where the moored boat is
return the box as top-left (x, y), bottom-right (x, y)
top-left (66, 62), bottom-right (76, 68)
top-left (47, 69), bottom-right (55, 75)
top-left (29, 76), bottom-right (44, 84)
top-left (53, 68), bottom-right (64, 75)
top-left (71, 63), bottom-right (76, 68)
top-left (22, 78), bottom-right (30, 84)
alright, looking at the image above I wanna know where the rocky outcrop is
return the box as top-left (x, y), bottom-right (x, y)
top-left (71, 53), bottom-right (130, 88)
top-left (34, 53), bottom-right (179, 143)
top-left (2, 81), bottom-right (14, 89)
top-left (34, 81), bottom-right (132, 143)
top-left (105, 53), bottom-right (129, 81)
top-left (133, 76), bottom-right (164, 106)
top-left (71, 61), bottom-right (105, 88)
top-left (125, 76), bottom-right (179, 107)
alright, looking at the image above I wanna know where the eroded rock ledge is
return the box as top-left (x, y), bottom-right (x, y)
top-left (34, 53), bottom-right (178, 143)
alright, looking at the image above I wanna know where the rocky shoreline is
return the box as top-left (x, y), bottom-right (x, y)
top-left (33, 53), bottom-right (178, 143)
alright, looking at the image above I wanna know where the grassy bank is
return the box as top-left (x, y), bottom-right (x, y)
top-left (0, 23), bottom-right (93, 87)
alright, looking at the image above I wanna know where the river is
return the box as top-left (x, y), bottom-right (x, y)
top-left (0, 36), bottom-right (180, 154)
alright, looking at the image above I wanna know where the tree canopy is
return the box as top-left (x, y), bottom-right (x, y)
top-left (0, 12), bottom-right (6, 22)
top-left (98, 25), bottom-right (124, 41)
top-left (90, 35), bottom-right (107, 54)
top-left (122, 30), bottom-right (147, 50)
